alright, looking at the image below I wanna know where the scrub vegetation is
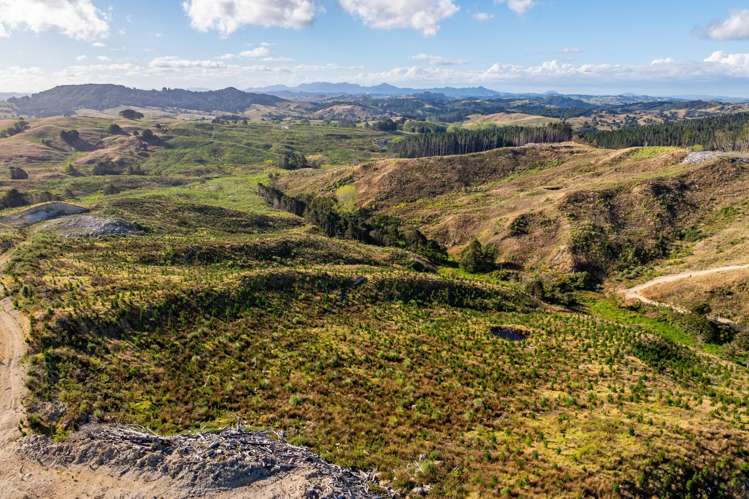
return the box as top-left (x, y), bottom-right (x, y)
top-left (2, 109), bottom-right (749, 497)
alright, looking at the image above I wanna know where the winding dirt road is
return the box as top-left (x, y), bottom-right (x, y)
top-left (622, 264), bottom-right (749, 323)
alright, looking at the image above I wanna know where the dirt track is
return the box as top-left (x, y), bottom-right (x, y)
top-left (622, 264), bottom-right (749, 323)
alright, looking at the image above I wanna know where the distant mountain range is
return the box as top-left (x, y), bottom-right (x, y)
top-left (247, 82), bottom-right (749, 104)
top-left (4, 83), bottom-right (746, 118)
top-left (0, 92), bottom-right (27, 101)
top-left (248, 82), bottom-right (507, 99)
top-left (8, 84), bottom-right (285, 117)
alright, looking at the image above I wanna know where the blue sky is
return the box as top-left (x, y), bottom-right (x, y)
top-left (2, 0), bottom-right (749, 95)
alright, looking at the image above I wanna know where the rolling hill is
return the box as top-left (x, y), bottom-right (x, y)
top-left (0, 112), bottom-right (748, 497)
top-left (8, 84), bottom-right (285, 117)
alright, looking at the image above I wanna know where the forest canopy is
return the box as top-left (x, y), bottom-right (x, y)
top-left (582, 112), bottom-right (749, 150)
top-left (391, 123), bottom-right (573, 158)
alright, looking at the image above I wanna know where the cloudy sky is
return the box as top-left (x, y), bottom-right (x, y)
top-left (2, 0), bottom-right (749, 96)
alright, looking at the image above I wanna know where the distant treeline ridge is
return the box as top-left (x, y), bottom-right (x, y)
top-left (582, 112), bottom-right (749, 150)
top-left (391, 123), bottom-right (573, 158)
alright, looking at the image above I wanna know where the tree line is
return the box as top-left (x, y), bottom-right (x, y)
top-left (582, 112), bottom-right (749, 150)
top-left (257, 184), bottom-right (447, 264)
top-left (391, 123), bottom-right (573, 158)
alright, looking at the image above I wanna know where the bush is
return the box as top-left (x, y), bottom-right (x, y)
top-left (63, 163), bottom-right (82, 177)
top-left (92, 162), bottom-right (121, 176)
top-left (108, 123), bottom-right (124, 135)
top-left (140, 129), bottom-right (158, 143)
top-left (522, 273), bottom-right (589, 306)
top-left (509, 214), bottom-right (531, 236)
top-left (670, 312), bottom-right (731, 345)
top-left (0, 189), bottom-right (29, 209)
top-left (0, 119), bottom-right (28, 138)
top-left (372, 118), bottom-right (398, 132)
top-left (59, 129), bottom-right (80, 145)
top-left (119, 109), bottom-right (144, 120)
top-left (459, 239), bottom-right (497, 274)
top-left (8, 166), bottom-right (28, 180)
top-left (275, 146), bottom-right (310, 170)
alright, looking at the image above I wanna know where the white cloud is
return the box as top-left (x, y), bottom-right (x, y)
top-left (219, 43), bottom-right (272, 60)
top-left (262, 56), bottom-right (295, 63)
top-left (560, 48), bottom-right (582, 54)
top-left (706, 10), bottom-right (749, 40)
top-left (704, 51), bottom-right (749, 76)
top-left (76, 55), bottom-right (88, 61)
top-left (351, 54), bottom-right (749, 90)
top-left (339, 0), bottom-right (459, 36)
top-left (240, 46), bottom-right (271, 58)
top-left (412, 53), bottom-right (465, 65)
top-left (651, 57), bottom-right (674, 65)
top-left (472, 12), bottom-right (493, 22)
top-left (10, 51), bottom-right (749, 96)
top-left (497, 0), bottom-right (535, 15)
top-left (0, 0), bottom-right (109, 41)
top-left (182, 0), bottom-right (317, 35)
top-left (149, 56), bottom-right (228, 69)
top-left (96, 55), bottom-right (110, 62)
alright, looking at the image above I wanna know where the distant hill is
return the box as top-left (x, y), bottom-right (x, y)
top-left (8, 84), bottom-right (285, 117)
top-left (0, 92), bottom-right (27, 102)
top-left (249, 82), bottom-right (505, 99)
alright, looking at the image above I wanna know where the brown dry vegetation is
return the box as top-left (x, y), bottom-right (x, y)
top-left (463, 112), bottom-right (561, 128)
top-left (638, 268), bottom-right (749, 322)
top-left (280, 143), bottom-right (748, 276)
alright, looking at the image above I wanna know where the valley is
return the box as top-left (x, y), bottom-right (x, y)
top-left (0, 84), bottom-right (747, 498)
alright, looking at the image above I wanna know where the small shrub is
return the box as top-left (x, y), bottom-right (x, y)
top-left (8, 166), bottom-right (28, 180)
top-left (509, 214), bottom-right (531, 236)
top-left (274, 146), bottom-right (311, 170)
top-left (119, 109), bottom-right (144, 120)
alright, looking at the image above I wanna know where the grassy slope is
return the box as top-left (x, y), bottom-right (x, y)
top-left (281, 144), bottom-right (749, 290)
top-left (2, 117), bottom-right (748, 497)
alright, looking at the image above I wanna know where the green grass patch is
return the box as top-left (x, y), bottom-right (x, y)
top-left (629, 146), bottom-right (680, 160)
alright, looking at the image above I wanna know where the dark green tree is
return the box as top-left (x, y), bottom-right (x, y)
top-left (459, 239), bottom-right (497, 273)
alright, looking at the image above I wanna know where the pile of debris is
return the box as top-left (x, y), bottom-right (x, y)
top-left (681, 151), bottom-right (726, 165)
top-left (22, 424), bottom-right (383, 498)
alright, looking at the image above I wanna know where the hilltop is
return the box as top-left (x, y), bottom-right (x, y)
top-left (8, 84), bottom-right (285, 117)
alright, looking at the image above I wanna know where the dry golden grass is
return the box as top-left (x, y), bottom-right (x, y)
top-left (280, 143), bottom-right (707, 270)
top-left (463, 112), bottom-right (561, 128)
top-left (640, 268), bottom-right (749, 322)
